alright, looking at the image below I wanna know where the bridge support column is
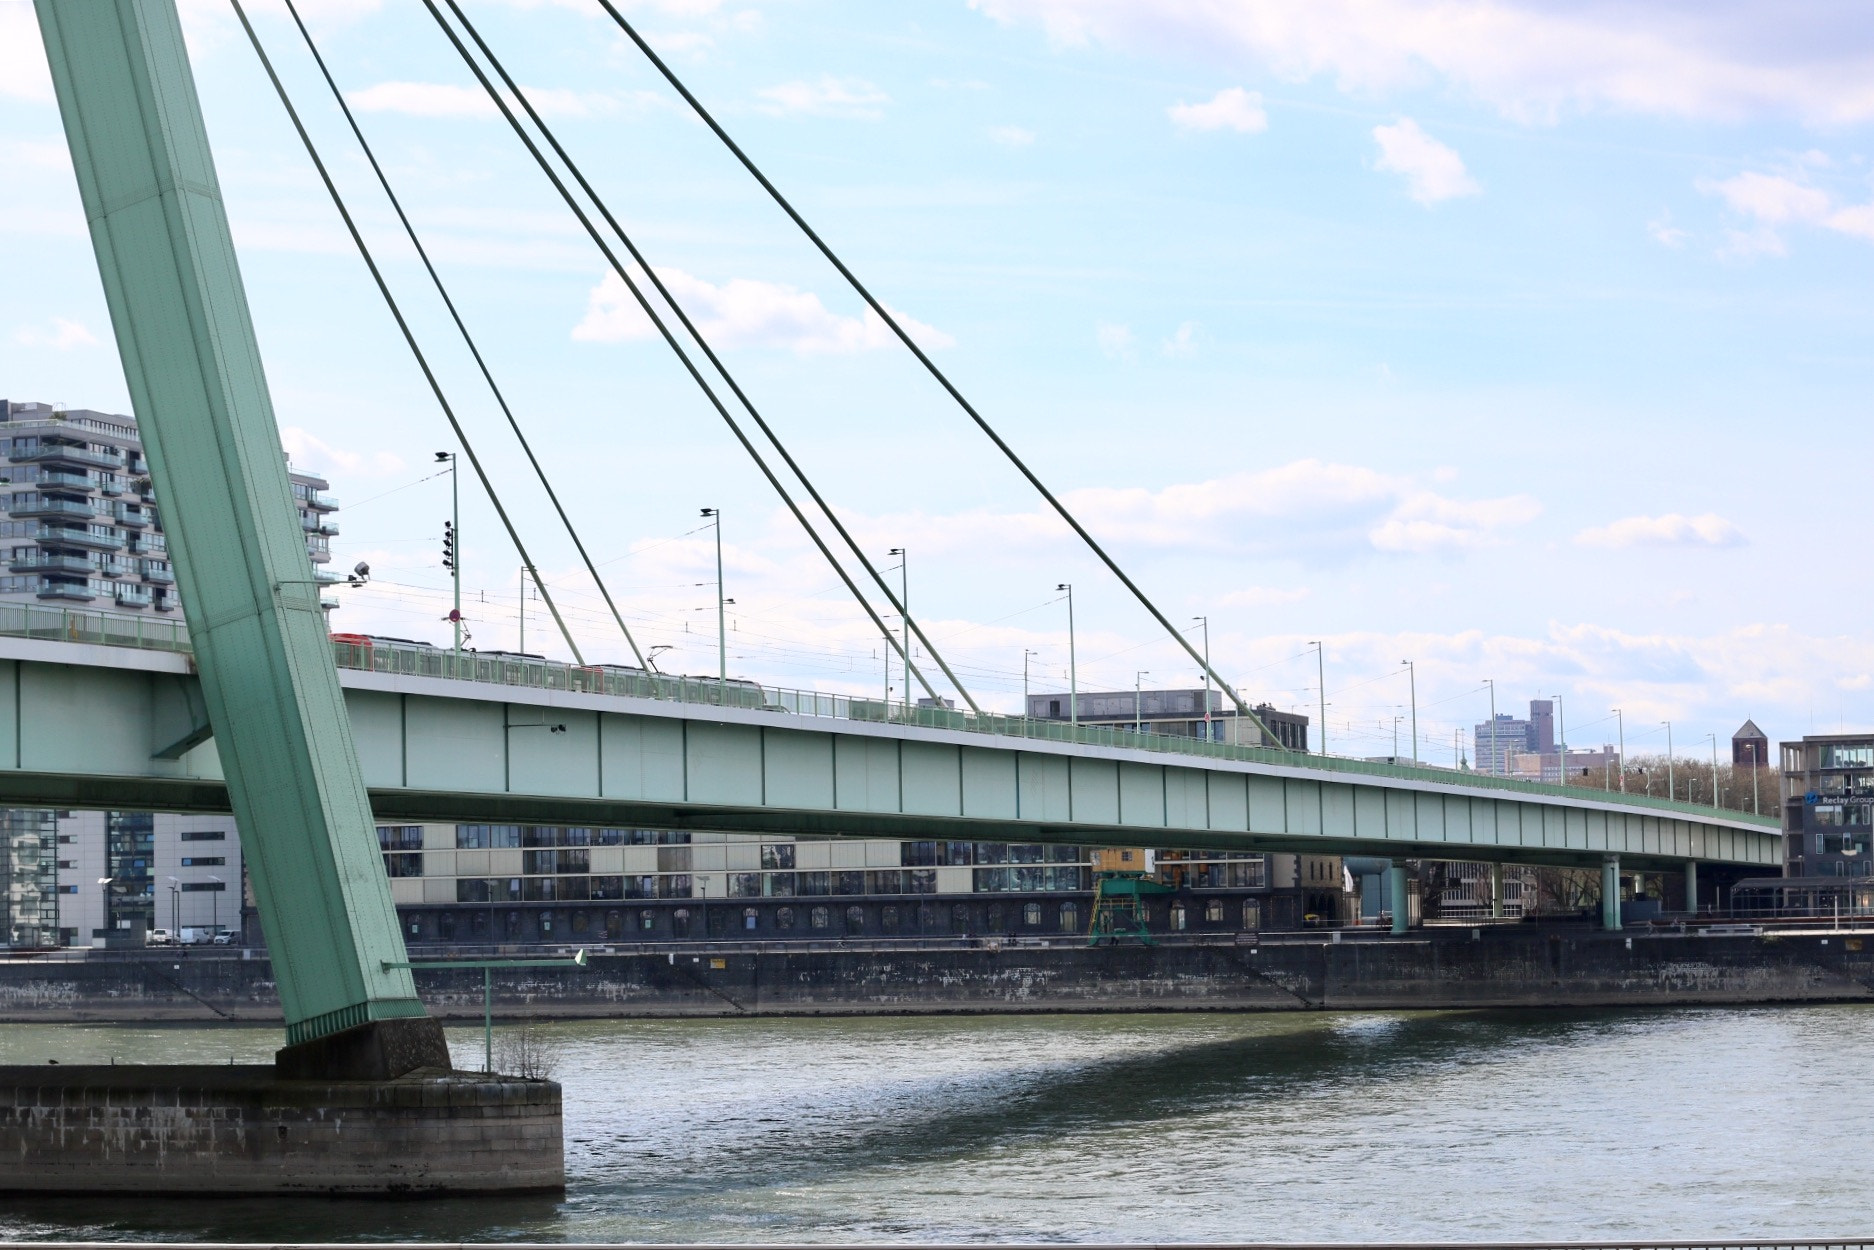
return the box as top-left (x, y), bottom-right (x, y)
top-left (1388, 865), bottom-right (1409, 935)
top-left (1684, 860), bottom-right (1699, 917)
top-left (37, 0), bottom-right (438, 1071)
top-left (1602, 855), bottom-right (1622, 931)
top-left (1490, 864), bottom-right (1505, 919)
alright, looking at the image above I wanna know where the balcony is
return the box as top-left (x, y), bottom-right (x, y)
top-left (141, 564), bottom-right (175, 585)
top-left (112, 506), bottom-right (151, 528)
top-left (9, 495), bottom-right (103, 520)
top-left (14, 442), bottom-right (123, 471)
top-left (114, 587), bottom-right (153, 609)
top-left (10, 553), bottom-right (95, 576)
top-left (35, 470), bottom-right (94, 492)
top-left (306, 492), bottom-right (339, 512)
top-left (35, 581), bottom-right (95, 603)
top-left (37, 525), bottom-right (124, 551)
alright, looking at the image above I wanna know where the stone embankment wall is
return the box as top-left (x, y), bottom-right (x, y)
top-left (0, 1065), bottom-right (563, 1194)
top-left (1, 931), bottom-right (1870, 1022)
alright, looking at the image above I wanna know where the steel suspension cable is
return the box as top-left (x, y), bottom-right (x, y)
top-left (418, 0), bottom-right (945, 706)
top-left (230, 0), bottom-right (587, 665)
top-left (436, 0), bottom-right (981, 716)
top-left (591, 0), bottom-right (1279, 744)
top-left (277, 0), bottom-right (645, 670)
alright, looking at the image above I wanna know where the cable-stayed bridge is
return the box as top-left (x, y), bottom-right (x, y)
top-left (26, 0), bottom-right (1769, 1067)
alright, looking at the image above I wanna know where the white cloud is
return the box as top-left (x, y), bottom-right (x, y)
top-left (14, 318), bottom-right (98, 351)
top-left (279, 426), bottom-right (405, 477)
top-left (1095, 322), bottom-right (1134, 359)
top-left (572, 267), bottom-right (954, 354)
top-left (1696, 168), bottom-right (1874, 255)
top-left (1575, 513), bottom-right (1746, 549)
top-left (1161, 321), bottom-right (1199, 358)
top-left (1218, 585), bottom-right (1310, 608)
top-left (344, 82), bottom-right (630, 119)
top-left (1647, 212), bottom-right (1687, 248)
top-left (967, 0), bottom-right (1874, 125)
top-left (756, 77), bottom-right (889, 119)
top-left (988, 125), bottom-right (1037, 147)
top-left (1167, 86), bottom-right (1267, 133)
top-left (1372, 118), bottom-right (1479, 205)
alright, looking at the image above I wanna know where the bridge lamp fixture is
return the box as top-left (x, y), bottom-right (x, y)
top-left (701, 508), bottom-right (727, 696)
top-left (888, 548), bottom-right (908, 715)
top-left (437, 452), bottom-right (461, 657)
top-left (1400, 660), bottom-right (1417, 765)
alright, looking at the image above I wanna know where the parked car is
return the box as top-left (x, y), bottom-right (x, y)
top-left (145, 928), bottom-right (174, 946)
top-left (211, 931), bottom-right (237, 946)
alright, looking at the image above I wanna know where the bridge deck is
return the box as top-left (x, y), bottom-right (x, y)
top-left (0, 605), bottom-right (1778, 870)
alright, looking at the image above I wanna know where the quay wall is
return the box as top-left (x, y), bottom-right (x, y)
top-left (2, 930), bottom-right (1873, 1021)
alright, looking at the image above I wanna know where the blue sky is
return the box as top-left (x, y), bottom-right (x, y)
top-left (4, 0), bottom-right (1873, 763)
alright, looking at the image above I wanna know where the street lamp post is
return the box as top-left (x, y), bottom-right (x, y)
top-left (1057, 584), bottom-right (1077, 729)
top-left (1310, 640), bottom-right (1326, 755)
top-left (1194, 616), bottom-right (1211, 741)
top-left (1708, 733), bottom-right (1721, 811)
top-left (701, 508), bottom-right (726, 701)
top-left (889, 548), bottom-right (908, 715)
top-left (1554, 693), bottom-right (1567, 785)
top-left (1392, 714), bottom-right (1403, 761)
top-left (165, 876), bottom-right (179, 938)
top-left (384, 951), bottom-right (587, 1074)
top-left (1748, 742), bottom-right (1760, 815)
top-left (1401, 660), bottom-right (1417, 764)
top-left (1663, 721), bottom-right (1674, 800)
top-left (436, 451), bottom-right (460, 659)
top-left (1485, 677), bottom-right (1498, 775)
top-left (1023, 649), bottom-right (1036, 713)
top-left (1135, 671), bottom-right (1150, 734)
top-left (1613, 708), bottom-right (1625, 792)
top-left (207, 874), bottom-right (223, 938)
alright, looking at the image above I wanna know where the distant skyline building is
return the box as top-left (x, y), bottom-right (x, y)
top-left (1473, 699), bottom-right (1557, 776)
top-left (1733, 720), bottom-right (1770, 770)
top-left (1026, 687), bottom-right (1309, 751)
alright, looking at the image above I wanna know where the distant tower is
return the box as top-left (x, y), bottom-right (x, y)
top-left (1527, 699), bottom-right (1555, 754)
top-left (1732, 719), bottom-right (1770, 769)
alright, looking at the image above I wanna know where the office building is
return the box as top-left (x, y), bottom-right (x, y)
top-left (1473, 699), bottom-right (1559, 776)
top-left (1778, 733), bottom-right (1874, 879)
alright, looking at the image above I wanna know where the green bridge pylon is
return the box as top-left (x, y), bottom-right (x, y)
top-left (35, 0), bottom-right (433, 1057)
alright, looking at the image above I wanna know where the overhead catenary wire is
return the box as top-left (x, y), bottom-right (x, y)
top-left (417, 0), bottom-right (947, 710)
top-left (589, 0), bottom-right (1282, 747)
top-left (429, 0), bottom-right (983, 717)
top-left (228, 0), bottom-right (586, 664)
top-left (276, 0), bottom-right (645, 670)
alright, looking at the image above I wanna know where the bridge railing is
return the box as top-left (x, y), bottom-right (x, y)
top-left (0, 603), bottom-right (1774, 827)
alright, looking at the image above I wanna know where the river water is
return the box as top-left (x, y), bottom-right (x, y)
top-left (0, 1006), bottom-right (1859, 1242)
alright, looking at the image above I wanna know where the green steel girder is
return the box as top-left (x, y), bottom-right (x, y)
top-left (34, 0), bottom-right (421, 1042)
top-left (0, 644), bottom-right (1783, 873)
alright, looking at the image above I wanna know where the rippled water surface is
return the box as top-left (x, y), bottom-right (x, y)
top-left (0, 1006), bottom-right (1862, 1242)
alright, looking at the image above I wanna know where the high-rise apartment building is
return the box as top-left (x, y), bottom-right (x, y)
top-left (0, 398), bottom-right (334, 946)
top-left (0, 399), bottom-right (336, 612)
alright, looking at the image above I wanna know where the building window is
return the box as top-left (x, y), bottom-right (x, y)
top-left (1023, 902), bottom-right (1042, 926)
top-left (671, 908), bottom-right (690, 937)
top-left (639, 908), bottom-right (655, 931)
top-left (760, 844), bottom-right (795, 870)
top-left (810, 906), bottom-right (830, 930)
top-left (178, 856), bottom-right (224, 867)
top-left (1059, 901), bottom-right (1078, 933)
top-left (953, 903), bottom-right (971, 933)
top-left (178, 882), bottom-right (224, 892)
top-left (743, 907), bottom-right (758, 931)
top-left (1170, 904), bottom-right (1187, 931)
top-left (776, 906), bottom-right (795, 930)
top-left (178, 830), bottom-right (225, 842)
top-left (881, 905), bottom-right (899, 933)
top-left (729, 872), bottom-right (762, 898)
top-left (1205, 899), bottom-right (1224, 923)
top-left (1243, 900), bottom-right (1261, 930)
top-left (845, 905), bottom-right (865, 934)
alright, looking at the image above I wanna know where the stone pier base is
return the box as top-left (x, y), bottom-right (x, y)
top-left (0, 1065), bottom-right (563, 1194)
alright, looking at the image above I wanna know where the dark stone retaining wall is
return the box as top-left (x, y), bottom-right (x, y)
top-left (3, 930), bottom-right (1872, 1021)
top-left (0, 1065), bottom-right (563, 1194)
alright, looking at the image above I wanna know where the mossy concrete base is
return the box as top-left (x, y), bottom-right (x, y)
top-left (0, 1065), bottom-right (562, 1194)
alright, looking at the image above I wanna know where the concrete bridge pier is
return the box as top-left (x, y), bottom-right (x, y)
top-left (1490, 863), bottom-right (1505, 919)
top-left (1602, 855), bottom-right (1623, 931)
top-left (1685, 860), bottom-right (1700, 917)
top-left (1389, 864), bottom-right (1410, 935)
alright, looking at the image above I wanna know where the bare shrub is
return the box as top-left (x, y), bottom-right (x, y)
top-left (493, 1020), bottom-right (560, 1080)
